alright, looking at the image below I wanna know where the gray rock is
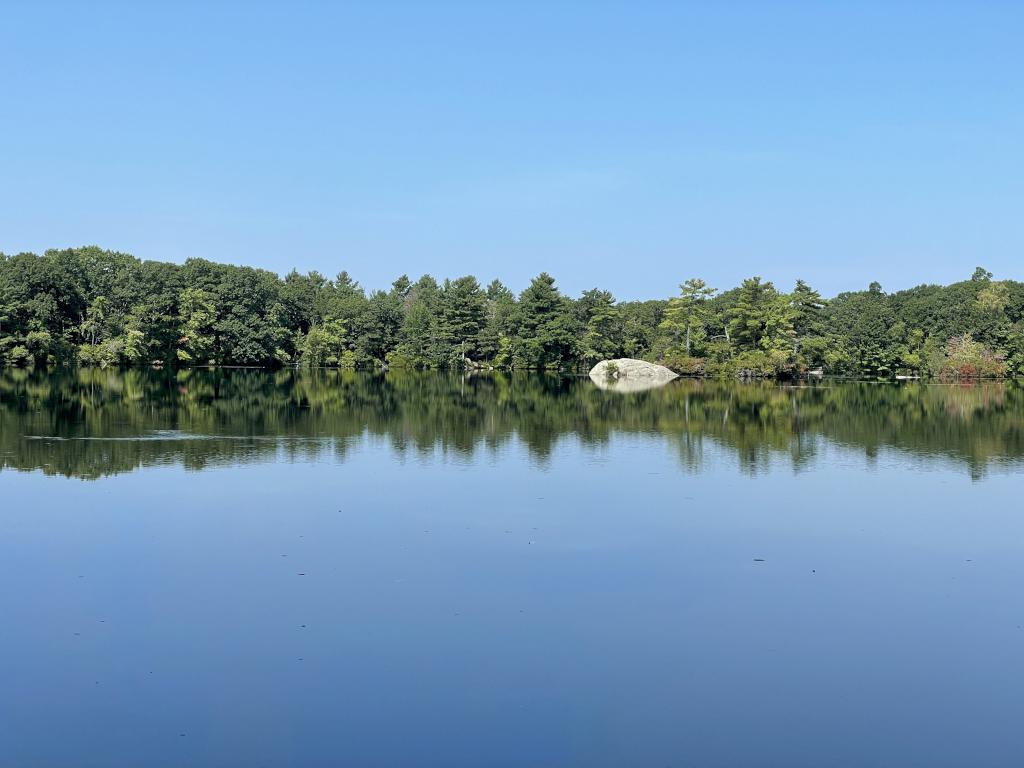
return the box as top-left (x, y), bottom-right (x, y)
top-left (589, 358), bottom-right (678, 392)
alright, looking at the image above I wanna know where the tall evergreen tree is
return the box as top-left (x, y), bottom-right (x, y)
top-left (517, 273), bottom-right (577, 368)
top-left (660, 278), bottom-right (716, 355)
top-left (577, 288), bottom-right (620, 364)
top-left (440, 276), bottom-right (487, 364)
top-left (728, 277), bottom-right (780, 350)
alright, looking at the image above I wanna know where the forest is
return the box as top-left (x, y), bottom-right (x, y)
top-left (1, 246), bottom-right (1022, 378)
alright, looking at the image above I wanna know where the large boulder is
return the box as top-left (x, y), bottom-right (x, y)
top-left (588, 358), bottom-right (679, 392)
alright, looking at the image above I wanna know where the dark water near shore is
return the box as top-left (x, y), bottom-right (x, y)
top-left (2, 369), bottom-right (1023, 767)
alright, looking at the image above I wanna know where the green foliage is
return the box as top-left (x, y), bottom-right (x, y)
top-left (297, 317), bottom-right (347, 367)
top-left (790, 279), bottom-right (828, 367)
top-left (660, 352), bottom-right (705, 376)
top-left (937, 334), bottom-right (1007, 378)
top-left (1, 247), bottom-right (1023, 379)
top-left (727, 277), bottom-right (795, 353)
top-left (25, 330), bottom-right (57, 366)
top-left (620, 300), bottom-right (667, 358)
top-left (78, 341), bottom-right (121, 368)
top-left (3, 343), bottom-right (31, 367)
top-left (516, 273), bottom-right (579, 369)
top-left (660, 278), bottom-right (715, 356)
top-left (176, 288), bottom-right (218, 364)
top-left (439, 276), bottom-right (487, 364)
top-left (578, 288), bottom-right (621, 364)
top-left (122, 326), bottom-right (146, 363)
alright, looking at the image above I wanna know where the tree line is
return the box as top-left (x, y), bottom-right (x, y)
top-left (1, 246), bottom-right (1022, 377)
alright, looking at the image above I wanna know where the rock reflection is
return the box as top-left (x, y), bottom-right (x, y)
top-left (1, 368), bottom-right (1021, 479)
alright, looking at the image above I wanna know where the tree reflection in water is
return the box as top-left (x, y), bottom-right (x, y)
top-left (1, 368), bottom-right (1021, 480)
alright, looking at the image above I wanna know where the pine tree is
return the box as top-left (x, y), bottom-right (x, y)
top-left (517, 273), bottom-right (576, 368)
top-left (727, 277), bottom-right (795, 353)
top-left (790, 279), bottom-right (827, 353)
top-left (578, 288), bottom-right (620, 364)
top-left (440, 276), bottom-right (487, 364)
top-left (660, 278), bottom-right (715, 355)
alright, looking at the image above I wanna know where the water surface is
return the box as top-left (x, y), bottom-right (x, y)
top-left (2, 369), bottom-right (1023, 767)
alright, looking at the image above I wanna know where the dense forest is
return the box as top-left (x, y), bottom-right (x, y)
top-left (1, 246), bottom-right (1022, 378)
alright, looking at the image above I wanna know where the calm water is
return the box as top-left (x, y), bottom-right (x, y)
top-left (2, 369), bottom-right (1023, 767)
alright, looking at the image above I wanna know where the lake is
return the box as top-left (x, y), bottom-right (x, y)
top-left (2, 368), bottom-right (1023, 767)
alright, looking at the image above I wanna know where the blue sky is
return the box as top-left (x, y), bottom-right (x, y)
top-left (3, 1), bottom-right (1022, 299)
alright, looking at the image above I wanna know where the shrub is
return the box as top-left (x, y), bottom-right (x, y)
top-left (78, 339), bottom-right (123, 368)
top-left (661, 352), bottom-right (705, 376)
top-left (4, 344), bottom-right (31, 367)
top-left (938, 334), bottom-right (1006, 378)
top-left (385, 350), bottom-right (416, 369)
top-left (732, 350), bottom-right (777, 378)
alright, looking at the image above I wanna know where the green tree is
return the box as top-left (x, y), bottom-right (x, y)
top-left (440, 276), bottom-right (487, 364)
top-left (516, 273), bottom-right (578, 368)
top-left (479, 279), bottom-right (518, 363)
top-left (131, 260), bottom-right (185, 363)
top-left (390, 274), bottom-right (412, 301)
top-left (177, 288), bottom-right (218, 363)
top-left (280, 270), bottom-right (327, 334)
top-left (298, 317), bottom-right (347, 366)
top-left (358, 290), bottom-right (404, 363)
top-left (3, 242), bottom-right (1024, 380)
top-left (578, 288), bottom-right (621, 364)
top-left (825, 285), bottom-right (898, 376)
top-left (790, 280), bottom-right (826, 340)
top-left (660, 278), bottom-right (716, 355)
top-left (788, 279), bottom-right (828, 366)
top-left (392, 275), bottom-right (443, 367)
top-left (80, 296), bottom-right (108, 346)
top-left (977, 280), bottom-right (1010, 314)
top-left (727, 277), bottom-right (793, 352)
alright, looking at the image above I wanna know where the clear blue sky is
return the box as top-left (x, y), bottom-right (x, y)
top-left (3, 1), bottom-right (1022, 299)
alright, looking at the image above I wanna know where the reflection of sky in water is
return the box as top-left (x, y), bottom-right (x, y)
top-left (2, 432), bottom-right (1024, 766)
